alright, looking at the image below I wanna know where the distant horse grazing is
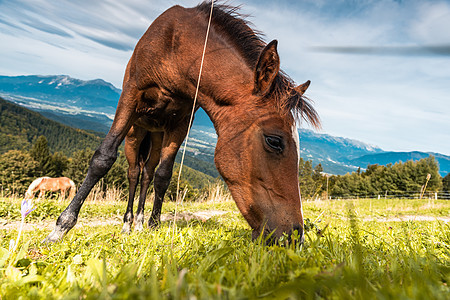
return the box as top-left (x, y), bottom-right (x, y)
top-left (45, 2), bottom-right (320, 243)
top-left (25, 177), bottom-right (76, 201)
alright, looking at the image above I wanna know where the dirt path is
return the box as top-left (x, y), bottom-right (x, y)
top-left (0, 210), bottom-right (231, 232)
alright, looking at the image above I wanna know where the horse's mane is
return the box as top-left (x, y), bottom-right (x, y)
top-left (196, 2), bottom-right (320, 128)
top-left (26, 177), bottom-right (50, 195)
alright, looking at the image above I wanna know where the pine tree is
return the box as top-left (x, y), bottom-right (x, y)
top-left (442, 173), bottom-right (450, 191)
top-left (30, 135), bottom-right (51, 176)
top-left (47, 152), bottom-right (69, 177)
top-left (104, 151), bottom-right (128, 190)
top-left (0, 150), bottom-right (39, 195)
top-left (64, 149), bottom-right (94, 185)
top-left (298, 158), bottom-right (315, 198)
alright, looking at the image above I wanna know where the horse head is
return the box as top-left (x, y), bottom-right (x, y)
top-left (214, 40), bottom-right (319, 243)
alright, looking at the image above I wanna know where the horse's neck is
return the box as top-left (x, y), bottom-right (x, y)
top-left (27, 177), bottom-right (47, 193)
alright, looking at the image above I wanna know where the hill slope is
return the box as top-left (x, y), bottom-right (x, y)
top-left (0, 97), bottom-right (103, 155)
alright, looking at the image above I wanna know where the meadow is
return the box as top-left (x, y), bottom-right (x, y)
top-left (0, 187), bottom-right (449, 299)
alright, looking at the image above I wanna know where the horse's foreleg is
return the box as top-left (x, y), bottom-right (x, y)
top-left (44, 86), bottom-right (139, 243)
top-left (122, 126), bottom-right (147, 234)
top-left (148, 122), bottom-right (189, 229)
top-left (45, 136), bottom-right (123, 242)
top-left (59, 189), bottom-right (66, 202)
top-left (135, 132), bottom-right (163, 231)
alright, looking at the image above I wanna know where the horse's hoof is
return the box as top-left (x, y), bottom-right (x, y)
top-left (135, 222), bottom-right (144, 232)
top-left (42, 228), bottom-right (65, 244)
top-left (134, 214), bottom-right (144, 232)
top-left (121, 223), bottom-right (132, 234)
top-left (148, 219), bottom-right (160, 230)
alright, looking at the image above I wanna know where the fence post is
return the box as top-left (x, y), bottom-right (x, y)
top-left (435, 192), bottom-right (437, 200)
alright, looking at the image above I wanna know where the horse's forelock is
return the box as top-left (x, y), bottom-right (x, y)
top-left (270, 73), bottom-right (321, 130)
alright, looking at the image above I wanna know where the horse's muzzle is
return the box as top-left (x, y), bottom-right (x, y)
top-left (289, 224), bottom-right (305, 245)
top-left (251, 224), bottom-right (304, 246)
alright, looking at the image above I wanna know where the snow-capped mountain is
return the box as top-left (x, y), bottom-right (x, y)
top-left (0, 75), bottom-right (120, 132)
top-left (298, 129), bottom-right (384, 174)
top-left (0, 75), bottom-right (120, 114)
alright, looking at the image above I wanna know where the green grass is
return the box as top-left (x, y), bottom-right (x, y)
top-left (303, 198), bottom-right (450, 219)
top-left (1, 196), bottom-right (449, 299)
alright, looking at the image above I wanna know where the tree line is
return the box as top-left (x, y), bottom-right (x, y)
top-left (1, 135), bottom-right (449, 200)
top-left (298, 156), bottom-right (449, 199)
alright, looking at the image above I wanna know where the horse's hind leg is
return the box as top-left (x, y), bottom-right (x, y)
top-left (148, 120), bottom-right (190, 228)
top-left (44, 84), bottom-right (140, 243)
top-left (134, 131), bottom-right (163, 231)
top-left (122, 126), bottom-right (148, 234)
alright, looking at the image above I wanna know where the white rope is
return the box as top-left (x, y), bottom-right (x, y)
top-left (171, 0), bottom-right (214, 245)
top-left (176, 1), bottom-right (214, 202)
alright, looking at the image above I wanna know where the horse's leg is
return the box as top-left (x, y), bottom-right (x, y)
top-left (44, 85), bottom-right (140, 243)
top-left (122, 126), bottom-right (147, 234)
top-left (148, 122), bottom-right (189, 228)
top-left (135, 131), bottom-right (163, 231)
top-left (60, 188), bottom-right (66, 201)
top-left (38, 190), bottom-right (44, 200)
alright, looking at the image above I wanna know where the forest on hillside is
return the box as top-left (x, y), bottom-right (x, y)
top-left (0, 97), bottom-right (104, 156)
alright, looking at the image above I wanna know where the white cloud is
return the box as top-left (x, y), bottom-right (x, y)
top-left (410, 1), bottom-right (450, 43)
top-left (0, 0), bottom-right (449, 155)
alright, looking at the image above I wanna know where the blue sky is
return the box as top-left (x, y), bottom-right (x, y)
top-left (0, 0), bottom-right (449, 155)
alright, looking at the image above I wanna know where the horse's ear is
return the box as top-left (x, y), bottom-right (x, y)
top-left (254, 40), bottom-right (280, 96)
top-left (295, 80), bottom-right (311, 95)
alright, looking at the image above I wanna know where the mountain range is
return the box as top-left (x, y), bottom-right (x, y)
top-left (1, 74), bottom-right (448, 176)
top-left (0, 75), bottom-right (117, 132)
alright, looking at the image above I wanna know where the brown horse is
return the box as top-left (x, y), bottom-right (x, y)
top-left (45, 2), bottom-right (320, 243)
top-left (25, 177), bottom-right (76, 201)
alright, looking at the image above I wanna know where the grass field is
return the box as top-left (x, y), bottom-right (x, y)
top-left (0, 192), bottom-right (449, 299)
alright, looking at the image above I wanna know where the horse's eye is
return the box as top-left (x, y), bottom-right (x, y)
top-left (264, 135), bottom-right (284, 153)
